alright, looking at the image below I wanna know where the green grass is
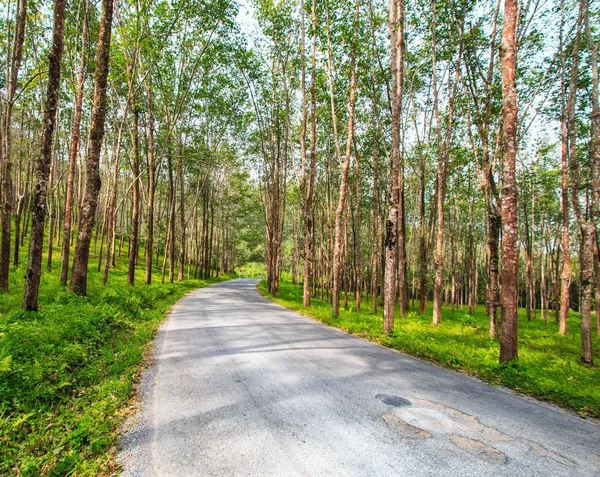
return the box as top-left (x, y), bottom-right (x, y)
top-left (0, 245), bottom-right (234, 476)
top-left (259, 280), bottom-right (600, 418)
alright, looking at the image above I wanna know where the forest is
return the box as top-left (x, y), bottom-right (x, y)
top-left (0, 0), bottom-right (599, 474)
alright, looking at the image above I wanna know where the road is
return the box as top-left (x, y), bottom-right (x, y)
top-left (118, 278), bottom-right (600, 476)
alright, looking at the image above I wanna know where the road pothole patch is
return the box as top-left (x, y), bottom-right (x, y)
top-left (451, 434), bottom-right (507, 465)
top-left (379, 398), bottom-right (579, 468)
top-left (376, 394), bottom-right (412, 407)
top-left (382, 414), bottom-right (432, 439)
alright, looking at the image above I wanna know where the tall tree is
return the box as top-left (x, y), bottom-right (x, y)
top-left (60, 0), bottom-right (90, 285)
top-left (0, 0), bottom-right (28, 291)
top-left (384, 0), bottom-right (404, 333)
top-left (499, 0), bottom-right (519, 362)
top-left (144, 68), bottom-right (156, 285)
top-left (331, 0), bottom-right (360, 318)
top-left (569, 0), bottom-right (595, 365)
top-left (69, 0), bottom-right (115, 295)
top-left (22, 0), bottom-right (67, 310)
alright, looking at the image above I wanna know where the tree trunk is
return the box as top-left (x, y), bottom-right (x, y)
top-left (22, 0), bottom-right (67, 310)
top-left (145, 73), bottom-right (156, 284)
top-left (69, 0), bottom-right (114, 295)
top-left (499, 0), bottom-right (519, 363)
top-left (558, 0), bottom-right (579, 335)
top-left (167, 137), bottom-right (176, 283)
top-left (384, 0), bottom-right (404, 333)
top-left (60, 0), bottom-right (89, 285)
top-left (0, 0), bottom-right (28, 291)
top-left (370, 94), bottom-right (380, 315)
top-left (578, 224), bottom-right (594, 364)
top-left (326, 0), bottom-right (359, 317)
top-left (301, 0), bottom-right (317, 308)
top-left (128, 108), bottom-right (140, 285)
top-left (177, 139), bottom-right (185, 282)
top-left (354, 142), bottom-right (361, 312)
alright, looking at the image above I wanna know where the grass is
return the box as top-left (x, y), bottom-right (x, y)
top-left (259, 280), bottom-right (600, 418)
top-left (0, 244), bottom-right (234, 476)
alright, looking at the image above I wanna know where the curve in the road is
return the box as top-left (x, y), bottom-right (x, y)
top-left (118, 278), bottom-right (600, 476)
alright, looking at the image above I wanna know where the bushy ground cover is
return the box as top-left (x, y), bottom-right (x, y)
top-left (0, 253), bottom-right (233, 476)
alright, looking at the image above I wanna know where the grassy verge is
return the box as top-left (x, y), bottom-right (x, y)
top-left (0, 252), bottom-right (234, 476)
top-left (259, 280), bottom-right (600, 418)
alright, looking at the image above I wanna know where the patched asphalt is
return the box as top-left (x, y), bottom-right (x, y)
top-left (118, 278), bottom-right (600, 476)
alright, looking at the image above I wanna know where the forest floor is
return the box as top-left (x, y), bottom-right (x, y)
top-left (259, 280), bottom-right (600, 419)
top-left (0, 249), bottom-right (234, 476)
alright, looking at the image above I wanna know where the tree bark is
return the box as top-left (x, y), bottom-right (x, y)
top-left (23, 0), bottom-right (67, 310)
top-left (301, 0), bottom-right (317, 308)
top-left (585, 0), bottom-right (600, 337)
top-left (384, 0), bottom-right (404, 333)
top-left (328, 0), bottom-right (359, 317)
top-left (499, 0), bottom-right (519, 363)
top-left (570, 0), bottom-right (596, 364)
top-left (178, 139), bottom-right (185, 282)
top-left (167, 137), bottom-right (176, 283)
top-left (144, 72), bottom-right (156, 284)
top-left (127, 108), bottom-right (140, 285)
top-left (69, 0), bottom-right (114, 295)
top-left (0, 0), bottom-right (28, 291)
top-left (558, 0), bottom-right (579, 335)
top-left (60, 0), bottom-right (89, 285)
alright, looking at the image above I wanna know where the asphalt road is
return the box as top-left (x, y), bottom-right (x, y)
top-left (118, 278), bottom-right (600, 476)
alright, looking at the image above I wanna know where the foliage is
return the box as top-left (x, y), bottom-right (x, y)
top-left (0, 255), bottom-right (234, 476)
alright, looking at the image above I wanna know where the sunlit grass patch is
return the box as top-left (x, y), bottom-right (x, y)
top-left (0, 247), bottom-right (234, 476)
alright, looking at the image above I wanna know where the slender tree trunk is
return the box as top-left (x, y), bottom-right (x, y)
top-left (431, 1), bottom-right (444, 325)
top-left (384, 0), bottom-right (404, 333)
top-left (370, 95), bottom-right (380, 315)
top-left (128, 108), bottom-right (140, 285)
top-left (499, 0), bottom-right (519, 363)
top-left (60, 0), bottom-right (89, 285)
top-left (419, 158), bottom-right (427, 314)
top-left (558, 0), bottom-right (577, 335)
top-left (301, 0), bottom-right (317, 308)
top-left (578, 224), bottom-right (594, 364)
top-left (329, 0), bottom-right (359, 317)
top-left (145, 73), bottom-right (155, 284)
top-left (22, 0), bottom-right (67, 310)
top-left (584, 0), bottom-right (600, 338)
top-left (103, 143), bottom-right (120, 285)
top-left (13, 195), bottom-right (25, 266)
top-left (177, 139), bottom-right (185, 282)
top-left (570, 0), bottom-right (596, 364)
top-left (69, 0), bottom-right (114, 295)
top-left (46, 147), bottom-right (55, 272)
top-left (0, 0), bottom-right (28, 291)
top-left (354, 142), bottom-right (361, 312)
top-left (167, 136), bottom-right (175, 283)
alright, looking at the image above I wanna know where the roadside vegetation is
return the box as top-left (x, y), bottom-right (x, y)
top-left (0, 257), bottom-right (234, 476)
top-left (259, 280), bottom-right (600, 418)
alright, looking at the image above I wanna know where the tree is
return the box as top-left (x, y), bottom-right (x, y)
top-left (0, 0), bottom-right (28, 292)
top-left (69, 0), bottom-right (115, 295)
top-left (22, 0), bottom-right (67, 310)
top-left (499, 0), bottom-right (519, 363)
top-left (60, 0), bottom-right (90, 285)
top-left (330, 0), bottom-right (360, 318)
top-left (384, 0), bottom-right (404, 333)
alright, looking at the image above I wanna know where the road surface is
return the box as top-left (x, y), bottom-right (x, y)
top-left (118, 278), bottom-right (600, 476)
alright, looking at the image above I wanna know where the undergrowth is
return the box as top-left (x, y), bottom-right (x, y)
top-left (0, 249), bottom-right (234, 476)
